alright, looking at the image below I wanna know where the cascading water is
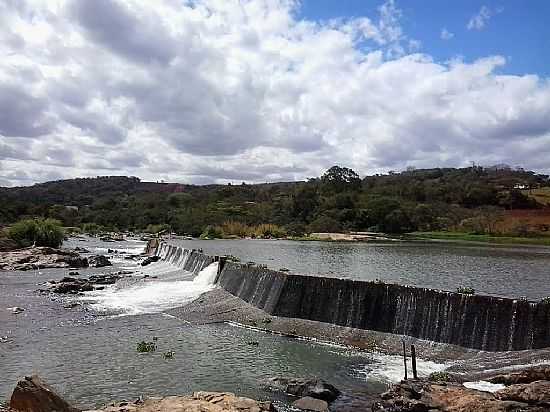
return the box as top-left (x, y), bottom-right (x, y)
top-left (80, 262), bottom-right (219, 315)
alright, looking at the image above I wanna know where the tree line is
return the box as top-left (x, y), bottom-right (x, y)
top-left (0, 166), bottom-right (548, 236)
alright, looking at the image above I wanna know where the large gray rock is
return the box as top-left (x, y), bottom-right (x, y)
top-left (9, 375), bottom-right (80, 412)
top-left (88, 255), bottom-right (112, 268)
top-left (268, 377), bottom-right (340, 402)
top-left (292, 397), bottom-right (329, 412)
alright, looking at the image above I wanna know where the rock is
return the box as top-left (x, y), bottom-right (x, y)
top-left (495, 380), bottom-right (550, 406)
top-left (88, 255), bottom-right (112, 268)
top-left (9, 375), bottom-right (80, 412)
top-left (292, 397), bottom-right (329, 412)
top-left (8, 307), bottom-right (25, 314)
top-left (96, 392), bottom-right (274, 412)
top-left (268, 377), bottom-right (340, 402)
top-left (141, 256), bottom-right (160, 266)
top-left (69, 272), bottom-right (80, 276)
top-left (489, 366), bottom-right (550, 385)
top-left (0, 247), bottom-right (87, 271)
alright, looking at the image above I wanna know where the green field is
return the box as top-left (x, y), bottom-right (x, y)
top-left (409, 231), bottom-right (550, 246)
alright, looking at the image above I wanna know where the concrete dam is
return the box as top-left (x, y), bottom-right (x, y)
top-left (153, 241), bottom-right (550, 352)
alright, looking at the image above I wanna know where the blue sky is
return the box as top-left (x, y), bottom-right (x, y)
top-left (299, 0), bottom-right (550, 76)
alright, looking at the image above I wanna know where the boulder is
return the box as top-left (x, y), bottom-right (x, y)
top-left (88, 255), bottom-right (112, 268)
top-left (495, 380), bottom-right (550, 406)
top-left (9, 375), bottom-right (80, 412)
top-left (489, 366), bottom-right (550, 385)
top-left (268, 377), bottom-right (340, 402)
top-left (292, 397), bottom-right (329, 412)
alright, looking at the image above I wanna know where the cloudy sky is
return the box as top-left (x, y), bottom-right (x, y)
top-left (1, 0), bottom-right (549, 187)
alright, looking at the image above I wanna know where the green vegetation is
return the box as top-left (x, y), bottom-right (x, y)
top-left (429, 371), bottom-right (452, 382)
top-left (456, 286), bottom-right (475, 295)
top-left (162, 351), bottom-right (175, 359)
top-left (8, 218), bottom-right (64, 248)
top-left (0, 166), bottom-right (549, 238)
top-left (540, 297), bottom-right (550, 304)
top-left (136, 341), bottom-right (156, 353)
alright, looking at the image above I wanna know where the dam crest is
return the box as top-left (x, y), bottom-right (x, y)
top-left (153, 242), bottom-right (550, 352)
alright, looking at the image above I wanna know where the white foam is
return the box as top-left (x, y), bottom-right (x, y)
top-left (355, 352), bottom-right (448, 383)
top-left (463, 381), bottom-right (505, 393)
top-left (81, 262), bottom-right (219, 316)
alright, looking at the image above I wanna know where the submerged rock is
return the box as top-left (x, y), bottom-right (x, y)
top-left (49, 273), bottom-right (123, 294)
top-left (268, 377), bottom-right (340, 402)
top-left (8, 307), bottom-right (25, 314)
top-left (88, 255), bottom-right (112, 268)
top-left (9, 375), bottom-right (80, 412)
top-left (141, 256), bottom-right (160, 266)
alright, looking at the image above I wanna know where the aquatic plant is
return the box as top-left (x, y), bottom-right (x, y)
top-left (136, 341), bottom-right (156, 353)
top-left (163, 351), bottom-right (175, 359)
top-left (456, 286), bottom-right (475, 295)
top-left (429, 371), bottom-right (451, 382)
top-left (541, 297), bottom-right (550, 304)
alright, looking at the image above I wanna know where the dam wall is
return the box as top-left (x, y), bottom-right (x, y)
top-left (156, 242), bottom-right (215, 275)
top-left (152, 241), bottom-right (550, 351)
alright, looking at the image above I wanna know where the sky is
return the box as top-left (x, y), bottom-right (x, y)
top-left (0, 0), bottom-right (549, 187)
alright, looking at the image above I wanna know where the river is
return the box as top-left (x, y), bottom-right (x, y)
top-left (1, 236), bottom-right (549, 409)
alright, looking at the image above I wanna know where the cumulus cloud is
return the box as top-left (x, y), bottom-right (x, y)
top-left (440, 28), bottom-right (454, 40)
top-left (467, 5), bottom-right (502, 31)
top-left (0, 0), bottom-right (548, 187)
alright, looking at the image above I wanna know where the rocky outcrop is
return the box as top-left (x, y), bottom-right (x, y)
top-left (267, 378), bottom-right (340, 402)
top-left (372, 377), bottom-right (550, 411)
top-left (0, 247), bottom-right (88, 271)
top-left (9, 375), bottom-right (80, 412)
top-left (489, 366), bottom-right (550, 385)
top-left (87, 255), bottom-right (112, 268)
top-left (48, 272), bottom-right (129, 294)
top-left (93, 392), bottom-right (274, 412)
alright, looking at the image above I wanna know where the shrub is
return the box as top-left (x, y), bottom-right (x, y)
top-left (456, 286), bottom-right (475, 295)
top-left (200, 225), bottom-right (223, 239)
top-left (145, 224), bottom-right (170, 234)
top-left (429, 371), bottom-right (451, 382)
top-left (136, 341), bottom-right (156, 353)
top-left (81, 223), bottom-right (104, 235)
top-left (8, 218), bottom-right (64, 248)
top-left (540, 297), bottom-right (550, 304)
top-left (253, 223), bottom-right (287, 239)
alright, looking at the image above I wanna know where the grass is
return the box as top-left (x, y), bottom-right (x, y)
top-left (523, 187), bottom-right (550, 206)
top-left (136, 341), bottom-right (156, 353)
top-left (409, 231), bottom-right (550, 246)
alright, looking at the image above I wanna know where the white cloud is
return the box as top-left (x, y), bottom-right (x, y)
top-left (440, 28), bottom-right (454, 40)
top-left (467, 5), bottom-right (502, 31)
top-left (0, 0), bottom-right (548, 187)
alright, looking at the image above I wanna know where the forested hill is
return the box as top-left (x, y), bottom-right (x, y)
top-left (1, 166), bottom-right (549, 237)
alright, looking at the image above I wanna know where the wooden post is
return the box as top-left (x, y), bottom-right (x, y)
top-left (411, 344), bottom-right (418, 379)
top-left (402, 341), bottom-right (408, 380)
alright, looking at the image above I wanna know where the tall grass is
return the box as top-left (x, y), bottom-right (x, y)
top-left (201, 221), bottom-right (287, 239)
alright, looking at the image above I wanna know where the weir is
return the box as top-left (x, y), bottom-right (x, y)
top-left (151, 242), bottom-right (550, 352)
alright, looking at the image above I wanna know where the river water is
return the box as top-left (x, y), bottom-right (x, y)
top-left (1, 237), bottom-right (549, 409)
top-left (168, 238), bottom-right (550, 300)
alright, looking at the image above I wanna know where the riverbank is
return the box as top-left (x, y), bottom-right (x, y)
top-left (409, 231), bottom-right (550, 246)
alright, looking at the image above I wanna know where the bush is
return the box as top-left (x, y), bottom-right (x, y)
top-left (456, 286), bottom-right (475, 295)
top-left (145, 223), bottom-right (170, 234)
top-left (200, 225), bottom-right (223, 239)
top-left (8, 218), bottom-right (64, 248)
top-left (81, 223), bottom-right (104, 235)
top-left (429, 371), bottom-right (451, 382)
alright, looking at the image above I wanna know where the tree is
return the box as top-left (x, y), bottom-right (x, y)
top-left (320, 166), bottom-right (361, 193)
top-left (8, 218), bottom-right (64, 248)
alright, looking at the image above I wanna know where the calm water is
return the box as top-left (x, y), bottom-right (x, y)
top-left (169, 238), bottom-right (550, 300)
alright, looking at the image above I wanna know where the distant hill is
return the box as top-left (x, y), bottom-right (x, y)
top-left (1, 166), bottom-right (548, 236)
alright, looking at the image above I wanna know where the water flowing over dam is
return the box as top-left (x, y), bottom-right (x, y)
top-left (154, 242), bottom-right (550, 351)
